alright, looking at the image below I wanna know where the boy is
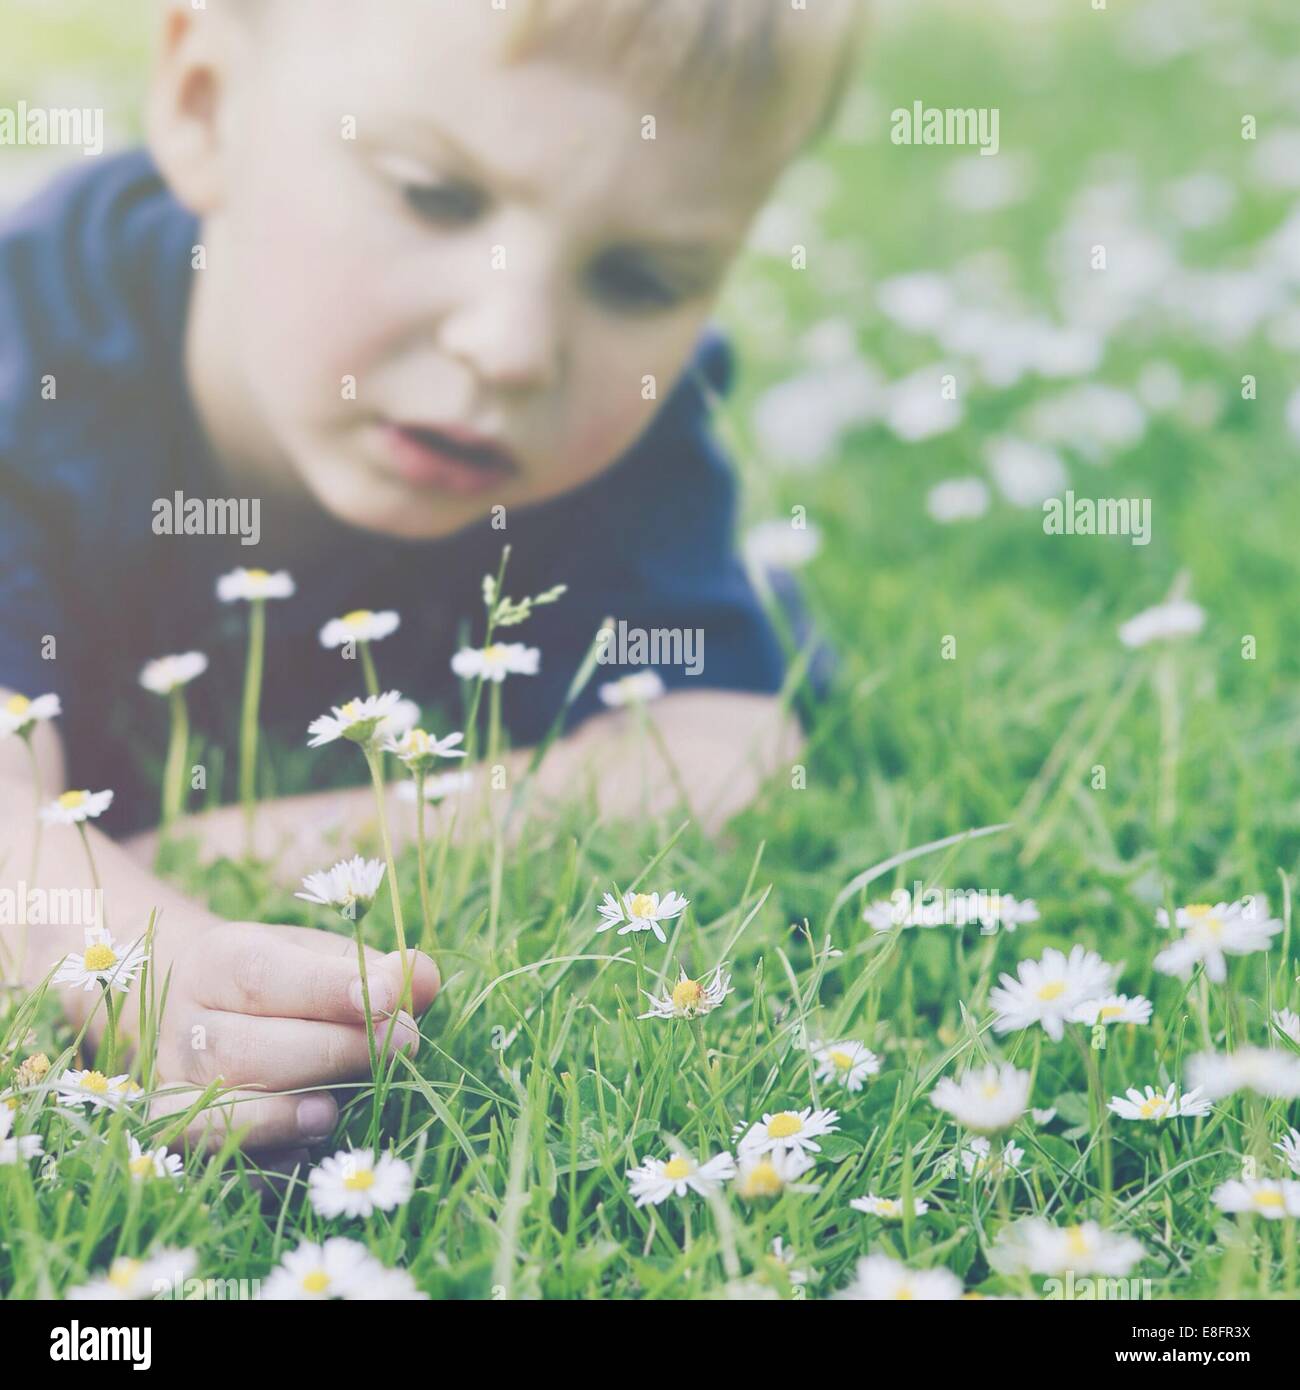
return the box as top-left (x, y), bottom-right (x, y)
top-left (0, 0), bottom-right (862, 1151)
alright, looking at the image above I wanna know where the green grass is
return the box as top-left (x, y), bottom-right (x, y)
top-left (4, 0), bottom-right (1300, 1300)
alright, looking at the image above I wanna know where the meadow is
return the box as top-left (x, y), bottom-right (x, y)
top-left (3, 0), bottom-right (1300, 1301)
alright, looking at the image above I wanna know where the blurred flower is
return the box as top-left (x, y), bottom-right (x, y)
top-left (216, 567), bottom-right (294, 602)
top-left (876, 272), bottom-right (954, 334)
top-left (834, 1254), bottom-right (962, 1301)
top-left (743, 520), bottom-right (823, 571)
top-left (1250, 128), bottom-right (1300, 191)
top-left (1118, 596), bottom-right (1206, 649)
top-left (0, 1105), bottom-right (42, 1165)
top-left (812, 1040), bottom-right (880, 1091)
top-left (1162, 171), bottom-right (1236, 228)
top-left (596, 889), bottom-right (689, 944)
top-left (1153, 900), bottom-right (1281, 983)
top-left (1187, 1048), bottom-right (1300, 1101)
top-left (598, 672), bottom-right (667, 708)
top-left (1023, 383), bottom-right (1146, 461)
top-left (944, 152), bottom-right (1034, 212)
top-left (1071, 994), bottom-right (1152, 1027)
top-left (737, 1106), bottom-right (839, 1159)
top-left (307, 692), bottom-right (406, 748)
top-left (383, 727), bottom-right (466, 771)
top-left (68, 1249), bottom-right (197, 1300)
top-left (851, 1194), bottom-right (928, 1220)
top-left (884, 364), bottom-right (963, 442)
top-left (296, 856), bottom-right (387, 921)
top-left (998, 1219), bottom-right (1145, 1277)
top-left (0, 691), bottom-right (60, 738)
top-left (862, 897), bottom-right (902, 932)
top-left (931, 1063), bottom-right (1030, 1133)
top-left (139, 652), bottom-right (208, 696)
top-left (127, 1135), bottom-right (183, 1182)
top-left (395, 770), bottom-right (475, 803)
top-left (308, 1150), bottom-right (414, 1219)
top-left (450, 643), bottom-right (539, 683)
top-left (53, 928), bottom-right (148, 994)
top-left (926, 478), bottom-right (990, 524)
top-left (261, 1238), bottom-right (424, 1300)
top-left (1212, 1178), bottom-right (1300, 1220)
top-left (1108, 1084), bottom-right (1212, 1121)
top-left (1273, 1009), bottom-right (1300, 1045)
top-left (41, 788), bottom-right (113, 824)
top-left (980, 894), bottom-right (1041, 932)
top-left (984, 436), bottom-right (1068, 508)
top-left (989, 946), bottom-right (1116, 1041)
top-left (735, 1147), bottom-right (816, 1200)
top-left (751, 359), bottom-right (882, 468)
top-left (961, 1135), bottom-right (1024, 1177)
top-left (639, 964), bottom-right (732, 1020)
top-left (626, 1151), bottom-right (736, 1206)
top-left (319, 609), bottom-right (400, 649)
top-left (1276, 1128), bottom-right (1300, 1176)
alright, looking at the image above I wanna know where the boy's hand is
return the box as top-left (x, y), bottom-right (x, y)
top-left (144, 921), bottom-right (439, 1151)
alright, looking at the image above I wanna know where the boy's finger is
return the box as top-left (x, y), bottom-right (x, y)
top-left (248, 925), bottom-right (442, 1014)
top-left (148, 1086), bottom-right (340, 1153)
top-left (190, 1010), bottom-right (421, 1090)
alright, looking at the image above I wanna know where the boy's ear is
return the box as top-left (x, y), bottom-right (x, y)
top-left (146, 3), bottom-right (237, 215)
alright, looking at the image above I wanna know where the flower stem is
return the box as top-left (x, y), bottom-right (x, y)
top-left (365, 746), bottom-right (411, 1005)
top-left (161, 687), bottom-right (189, 829)
top-left (360, 641), bottom-right (380, 698)
top-left (238, 598), bottom-right (266, 857)
top-left (413, 771), bottom-right (436, 954)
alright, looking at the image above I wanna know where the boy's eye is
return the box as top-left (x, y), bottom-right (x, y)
top-left (402, 180), bottom-right (486, 226)
top-left (588, 250), bottom-right (691, 313)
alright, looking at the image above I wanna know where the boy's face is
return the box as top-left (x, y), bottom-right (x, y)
top-left (195, 2), bottom-right (788, 540)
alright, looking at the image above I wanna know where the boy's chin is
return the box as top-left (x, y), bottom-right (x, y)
top-left (301, 468), bottom-right (491, 543)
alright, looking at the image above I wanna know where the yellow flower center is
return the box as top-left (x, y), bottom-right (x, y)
top-left (5, 694), bottom-right (30, 715)
top-left (342, 610), bottom-right (373, 627)
top-left (878, 1200), bottom-right (901, 1217)
top-left (894, 1284), bottom-right (915, 1300)
top-left (408, 729), bottom-right (431, 753)
top-left (129, 1155), bottom-right (155, 1179)
top-left (1065, 1226), bottom-right (1092, 1257)
top-left (1100, 1004), bottom-right (1124, 1020)
top-left (1185, 904), bottom-right (1224, 935)
top-left (629, 893), bottom-right (656, 919)
top-left (1253, 1189), bottom-right (1285, 1209)
top-left (108, 1259), bottom-right (141, 1290)
top-left (341, 701), bottom-right (361, 719)
top-left (672, 978), bottom-right (703, 1011)
top-left (981, 1082), bottom-right (1001, 1098)
top-left (662, 1156), bottom-right (692, 1180)
top-left (1036, 980), bottom-right (1067, 1002)
top-left (81, 1071), bottom-right (110, 1094)
top-left (343, 1167), bottom-right (376, 1192)
top-left (484, 644), bottom-right (506, 660)
top-left (246, 568), bottom-right (269, 581)
top-left (83, 944), bottom-right (117, 971)
top-left (741, 1161), bottom-right (783, 1198)
top-left (58, 790), bottom-right (88, 809)
top-left (1185, 904), bottom-right (1213, 916)
top-left (1138, 1097), bottom-right (1169, 1119)
top-left (830, 1050), bottom-right (855, 1070)
top-left (766, 1112), bottom-right (803, 1139)
top-left (302, 1270), bottom-right (331, 1294)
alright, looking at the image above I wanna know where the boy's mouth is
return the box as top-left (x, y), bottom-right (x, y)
top-left (379, 422), bottom-right (520, 497)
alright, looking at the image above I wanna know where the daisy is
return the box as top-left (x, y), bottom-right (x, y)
top-left (307, 691), bottom-right (406, 748)
top-left (1187, 1048), bottom-right (1300, 1101)
top-left (1275, 1128), bottom-right (1300, 1176)
top-left (216, 567), bottom-right (295, 602)
top-left (376, 698), bottom-right (421, 742)
top-left (1118, 597), bottom-right (1205, 648)
top-left (260, 1238), bottom-right (395, 1301)
top-left (767, 1236), bottom-right (815, 1287)
top-left (1273, 1009), bottom-right (1300, 1045)
top-left (1005, 1219), bottom-right (1146, 1276)
top-left (1107, 1083), bottom-right (1212, 1121)
top-left (812, 1040), bottom-right (881, 1091)
top-left (981, 895), bottom-right (1040, 931)
top-left (127, 1135), bottom-right (183, 1182)
top-left (1212, 1178), bottom-right (1300, 1220)
top-left (67, 1248), bottom-right (197, 1300)
top-left (296, 856), bottom-right (387, 922)
top-left (1153, 901), bottom-right (1281, 983)
top-left (138, 652), bottom-right (208, 695)
top-left (988, 945), bottom-right (1117, 1041)
top-left (925, 477), bottom-right (989, 524)
top-left (319, 609), bottom-right (400, 648)
top-left (595, 889), bottom-right (689, 945)
top-left (0, 1104), bottom-right (43, 1165)
top-left (1031, 1107), bottom-right (1057, 1126)
top-left (52, 927), bottom-right (149, 994)
top-left (0, 691), bottom-right (60, 739)
top-left (55, 1069), bottom-right (142, 1113)
top-left (599, 671), bottom-right (667, 708)
top-left (1072, 994), bottom-right (1153, 1027)
top-left (40, 788), bottom-right (113, 824)
top-left (450, 642), bottom-right (539, 683)
top-left (737, 1106), bottom-right (839, 1158)
top-left (625, 1151), bottom-right (736, 1207)
top-left (383, 726), bottom-right (466, 772)
top-left (850, 1194), bottom-right (929, 1219)
top-left (961, 1136), bottom-right (1025, 1177)
top-left (395, 770), bottom-right (475, 803)
top-left (639, 964), bottom-right (732, 1020)
top-left (734, 1148), bottom-right (817, 1200)
top-left (834, 1254), bottom-right (963, 1301)
top-left (930, 1063), bottom-right (1030, 1133)
top-left (308, 1149), bottom-right (414, 1219)
top-left (862, 897), bottom-right (901, 933)
top-left (743, 520), bottom-right (823, 571)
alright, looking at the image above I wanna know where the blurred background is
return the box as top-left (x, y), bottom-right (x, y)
top-left (3, 0), bottom-right (1300, 903)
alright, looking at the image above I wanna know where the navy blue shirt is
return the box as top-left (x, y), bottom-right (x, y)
top-left (0, 151), bottom-right (791, 835)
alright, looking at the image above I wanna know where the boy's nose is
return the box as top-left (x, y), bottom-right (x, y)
top-left (438, 280), bottom-right (561, 392)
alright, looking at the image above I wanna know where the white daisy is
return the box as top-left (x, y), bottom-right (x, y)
top-left (925, 477), bottom-right (990, 524)
top-left (0, 1105), bottom-right (43, 1165)
top-left (295, 856), bottom-right (387, 922)
top-left (383, 727), bottom-right (466, 772)
top-left (1153, 900), bottom-right (1282, 984)
top-left (737, 1106), bottom-right (839, 1158)
top-left (850, 1194), bottom-right (929, 1219)
top-left (961, 1135), bottom-right (1025, 1177)
top-left (139, 652), bottom-right (208, 696)
top-left (734, 1148), bottom-right (817, 1200)
top-left (308, 1149), bottom-right (414, 1219)
top-left (767, 1236), bottom-right (815, 1287)
top-left (40, 788), bottom-right (113, 825)
top-left (375, 698), bottom-right (421, 742)
top-left (598, 671), bottom-right (667, 708)
top-left (1107, 1083), bottom-right (1212, 1121)
top-left (1031, 1107), bottom-right (1057, 1126)
top-left (639, 964), bottom-right (732, 1020)
top-left (743, 520), bottom-right (823, 571)
top-left (1118, 598), bottom-right (1205, 648)
top-left (0, 691), bottom-right (61, 738)
top-left (862, 897), bottom-right (902, 933)
top-left (625, 1151), bottom-right (736, 1207)
top-left (1212, 1178), bottom-right (1300, 1220)
top-left (1275, 1128), bottom-right (1300, 1176)
top-left (216, 567), bottom-right (295, 602)
top-left (260, 1238), bottom-right (404, 1301)
top-left (395, 770), bottom-right (475, 803)
top-left (595, 889), bottom-right (690, 945)
top-left (67, 1248), bottom-right (197, 1300)
top-left (1273, 1009), bottom-right (1300, 1045)
top-left (981, 894), bottom-right (1041, 932)
top-left (55, 1070), bottom-right (142, 1113)
top-left (989, 945), bottom-right (1117, 1041)
top-left (834, 1254), bottom-right (962, 1301)
top-left (450, 642), bottom-right (539, 683)
top-left (1071, 994), bottom-right (1153, 1027)
top-left (1187, 1048), bottom-right (1300, 1101)
top-left (812, 1040), bottom-right (881, 1091)
top-left (126, 1135), bottom-right (183, 1182)
top-left (307, 691), bottom-right (406, 748)
top-left (1003, 1219), bottom-right (1146, 1276)
top-left (930, 1063), bottom-right (1031, 1133)
top-left (319, 609), bottom-right (401, 649)
top-left (52, 927), bottom-right (149, 994)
